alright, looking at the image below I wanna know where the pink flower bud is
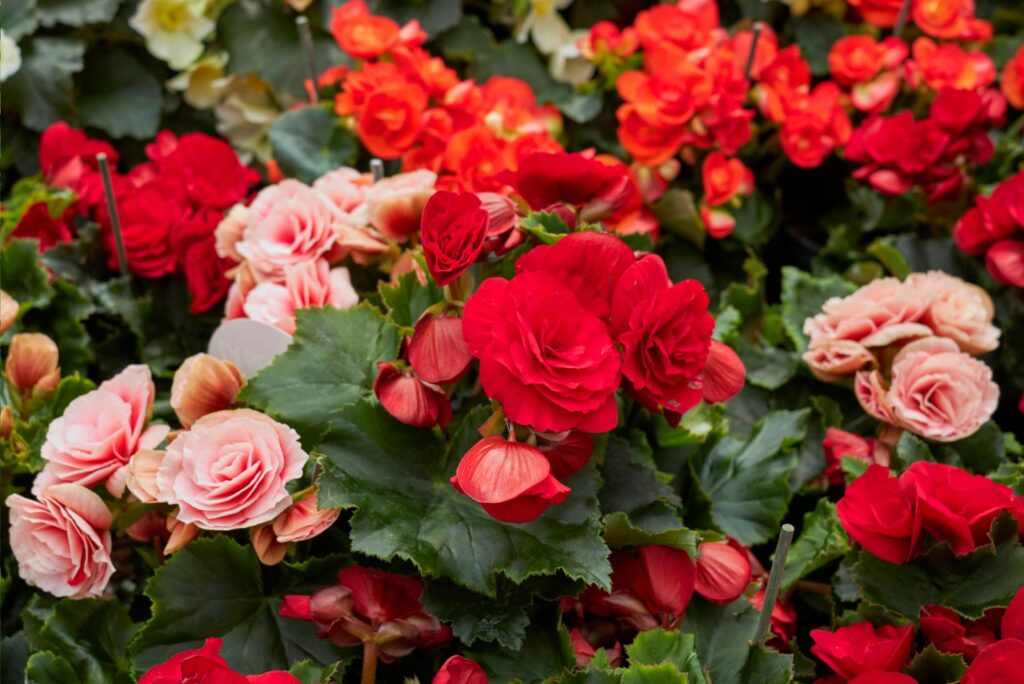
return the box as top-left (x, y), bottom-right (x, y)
top-left (164, 513), bottom-right (199, 555)
top-left (373, 362), bottom-right (452, 428)
top-left (272, 492), bottom-right (341, 543)
top-left (694, 538), bottom-right (753, 604)
top-left (451, 436), bottom-right (571, 523)
top-left (0, 290), bottom-right (17, 334)
top-left (366, 170), bottom-right (437, 242)
top-left (251, 523), bottom-right (289, 566)
top-left (170, 354), bottom-right (245, 428)
top-left (5, 333), bottom-right (60, 400)
top-left (125, 449), bottom-right (165, 503)
top-left (701, 340), bottom-right (745, 403)
top-left (408, 313), bottom-right (473, 385)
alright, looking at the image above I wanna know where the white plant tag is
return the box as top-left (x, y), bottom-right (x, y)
top-left (208, 319), bottom-right (292, 378)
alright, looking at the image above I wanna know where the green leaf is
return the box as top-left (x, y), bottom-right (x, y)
top-left (26, 652), bottom-right (81, 684)
top-left (315, 401), bottom-right (611, 595)
top-left (289, 659), bottom-right (345, 684)
top-left (269, 107), bottom-right (359, 184)
top-left (220, 0), bottom-right (347, 98)
top-left (781, 500), bottom-right (850, 590)
top-left (1, 239), bottom-right (54, 310)
top-left (369, 0), bottom-right (461, 36)
top-left (739, 646), bottom-right (794, 684)
top-left (730, 192), bottom-right (779, 247)
top-left (690, 410), bottom-right (808, 545)
top-left (682, 598), bottom-right (788, 684)
top-left (4, 37), bottom-right (85, 131)
top-left (627, 629), bottom-right (707, 684)
top-left (241, 305), bottom-right (400, 445)
top-left (468, 606), bottom-right (574, 683)
top-left (621, 663), bottom-right (690, 683)
top-left (421, 578), bottom-right (532, 649)
top-left (850, 524), bottom-right (1024, 619)
top-left (519, 212), bottom-right (571, 245)
top-left (2, 633), bottom-right (31, 684)
top-left (790, 14), bottom-right (845, 75)
top-left (904, 644), bottom-right (967, 684)
top-left (936, 422), bottom-right (1010, 474)
top-left (741, 344), bottom-right (798, 390)
top-left (77, 49), bottom-right (161, 139)
top-left (25, 281), bottom-right (96, 373)
top-left (131, 537), bottom-right (343, 673)
top-left (378, 270), bottom-right (445, 329)
top-left (36, 0), bottom-right (119, 27)
top-left (779, 267), bottom-right (855, 351)
top-left (867, 237), bottom-right (911, 279)
top-left (651, 188), bottom-right (704, 249)
top-left (599, 433), bottom-right (694, 554)
top-left (0, 177), bottom-right (75, 240)
top-left (23, 599), bottom-right (137, 684)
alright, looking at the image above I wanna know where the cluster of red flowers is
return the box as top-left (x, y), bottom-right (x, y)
top-left (954, 168), bottom-right (1024, 288)
top-left (837, 461), bottom-right (1024, 565)
top-left (139, 637), bottom-right (297, 683)
top-left (366, 151), bottom-right (745, 523)
top-left (12, 123), bottom-right (259, 313)
top-left (808, 585), bottom-right (1024, 684)
top-left (839, 39), bottom-right (1004, 202)
top-left (319, 0), bottom-right (562, 192)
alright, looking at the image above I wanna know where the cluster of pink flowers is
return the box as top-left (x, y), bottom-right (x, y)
top-left (954, 168), bottom-right (1024, 289)
top-left (803, 270), bottom-right (1000, 442)
top-left (4, 349), bottom-right (338, 597)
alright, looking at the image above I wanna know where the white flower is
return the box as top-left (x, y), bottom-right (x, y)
top-left (515, 0), bottom-right (573, 56)
top-left (215, 74), bottom-right (280, 161)
top-left (550, 30), bottom-right (595, 86)
top-left (1, 30), bottom-right (22, 82)
top-left (130, 0), bottom-right (214, 70)
top-left (167, 52), bottom-right (231, 108)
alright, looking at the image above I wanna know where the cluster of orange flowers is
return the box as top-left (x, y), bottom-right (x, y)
top-left (318, 0), bottom-right (563, 192)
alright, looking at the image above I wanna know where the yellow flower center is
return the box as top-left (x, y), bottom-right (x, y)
top-left (155, 0), bottom-right (191, 31)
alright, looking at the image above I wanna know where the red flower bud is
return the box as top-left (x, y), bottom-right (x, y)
top-left (408, 312), bottom-right (473, 385)
top-left (608, 545), bottom-right (695, 628)
top-left (432, 656), bottom-right (488, 684)
top-left (536, 431), bottom-right (594, 480)
top-left (451, 436), bottom-right (571, 523)
top-left (694, 538), bottom-right (753, 604)
top-left (986, 239), bottom-right (1024, 288)
top-left (373, 362), bottom-right (452, 429)
top-left (919, 605), bottom-right (1002, 661)
top-left (701, 340), bottom-right (745, 404)
top-left (421, 190), bottom-right (488, 287)
top-left (810, 622), bottom-right (914, 680)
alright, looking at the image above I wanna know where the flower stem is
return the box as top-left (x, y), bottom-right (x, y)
top-left (361, 641), bottom-right (379, 684)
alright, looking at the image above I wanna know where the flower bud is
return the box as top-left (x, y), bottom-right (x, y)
top-left (5, 333), bottom-right (60, 401)
top-left (125, 449), bottom-right (165, 503)
top-left (694, 538), bottom-right (753, 604)
top-left (478, 192), bottom-right (522, 256)
top-left (365, 170), bottom-right (436, 242)
top-left (164, 512), bottom-right (200, 555)
top-left (536, 431), bottom-right (594, 480)
top-left (126, 510), bottom-right (170, 544)
top-left (986, 239), bottom-right (1024, 288)
top-left (170, 354), bottom-right (245, 428)
top-left (272, 491), bottom-right (341, 543)
top-left (0, 406), bottom-right (12, 439)
top-left (0, 290), bottom-right (18, 334)
top-left (373, 362), bottom-right (452, 429)
top-left (701, 340), bottom-right (746, 403)
top-left (408, 313), bottom-right (473, 385)
top-left (251, 523), bottom-right (289, 566)
top-left (451, 436), bottom-right (570, 523)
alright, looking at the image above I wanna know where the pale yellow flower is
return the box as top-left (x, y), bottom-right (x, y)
top-left (130, 0), bottom-right (214, 70)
